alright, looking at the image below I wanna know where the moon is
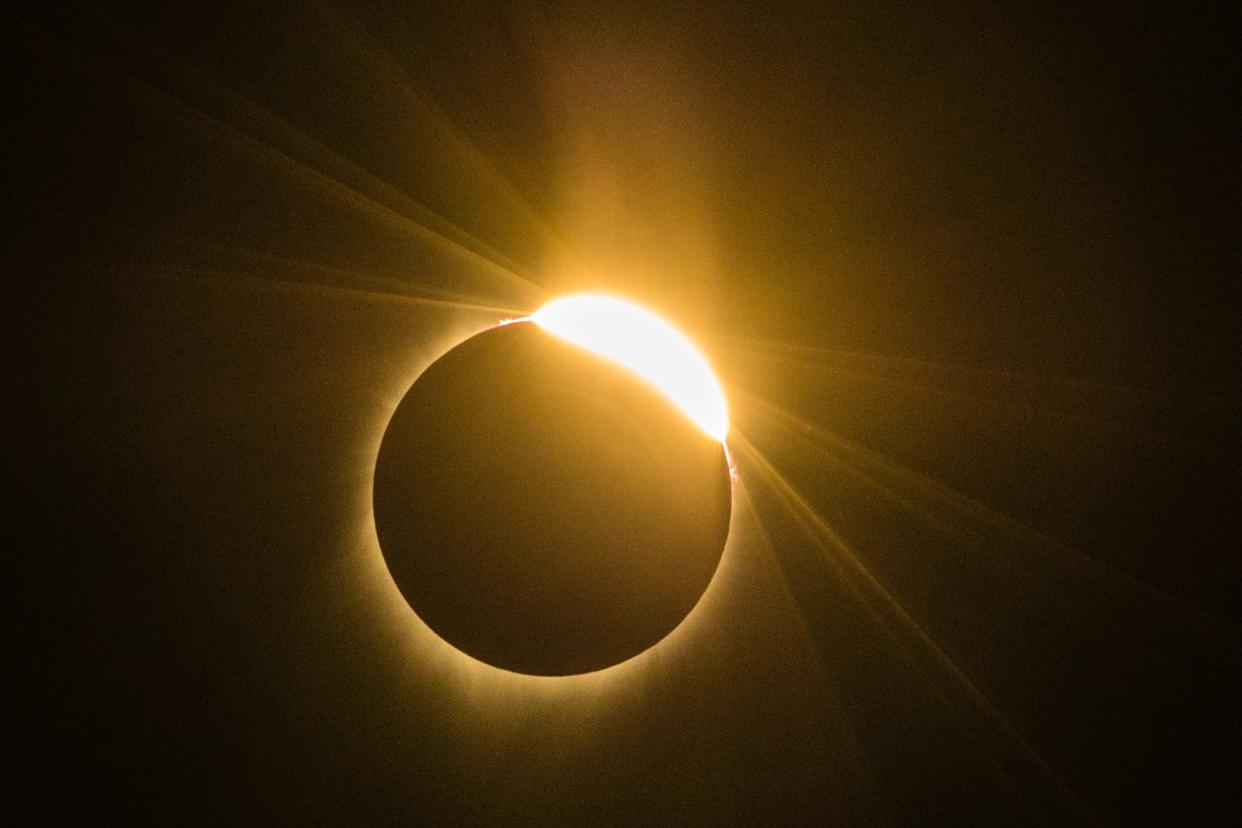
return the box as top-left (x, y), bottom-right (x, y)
top-left (373, 298), bottom-right (733, 675)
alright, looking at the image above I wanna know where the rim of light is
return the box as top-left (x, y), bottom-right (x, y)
top-left (530, 294), bottom-right (729, 442)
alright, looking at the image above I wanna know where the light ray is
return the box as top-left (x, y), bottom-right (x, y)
top-left (731, 385), bottom-right (1226, 629)
top-left (131, 264), bottom-right (531, 317)
top-left (718, 334), bottom-right (1235, 433)
top-left (729, 430), bottom-right (1089, 816)
top-left (101, 51), bottom-right (548, 303)
top-left (164, 244), bottom-right (535, 315)
top-left (736, 482), bottom-right (879, 799)
top-left (317, 2), bottom-right (590, 280)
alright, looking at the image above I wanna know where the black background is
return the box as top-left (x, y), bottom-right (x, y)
top-left (10, 2), bottom-right (1240, 822)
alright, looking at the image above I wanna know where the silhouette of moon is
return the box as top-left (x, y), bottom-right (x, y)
top-left (373, 320), bottom-right (732, 675)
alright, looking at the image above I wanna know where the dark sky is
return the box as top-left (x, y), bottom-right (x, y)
top-left (11, 1), bottom-right (1241, 822)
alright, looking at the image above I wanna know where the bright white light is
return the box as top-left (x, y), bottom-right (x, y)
top-left (531, 294), bottom-right (729, 442)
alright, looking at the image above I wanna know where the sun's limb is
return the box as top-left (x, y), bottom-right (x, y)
top-left (531, 294), bottom-right (729, 442)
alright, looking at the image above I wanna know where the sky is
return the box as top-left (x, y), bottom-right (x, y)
top-left (11, 1), bottom-right (1241, 822)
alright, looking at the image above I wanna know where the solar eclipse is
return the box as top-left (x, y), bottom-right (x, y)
top-left (20, 3), bottom-right (1238, 820)
top-left (374, 297), bottom-right (732, 675)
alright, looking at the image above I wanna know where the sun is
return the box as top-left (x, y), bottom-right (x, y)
top-left (529, 294), bottom-right (729, 442)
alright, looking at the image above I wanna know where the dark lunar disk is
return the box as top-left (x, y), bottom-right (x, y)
top-left (373, 321), bottom-right (732, 675)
